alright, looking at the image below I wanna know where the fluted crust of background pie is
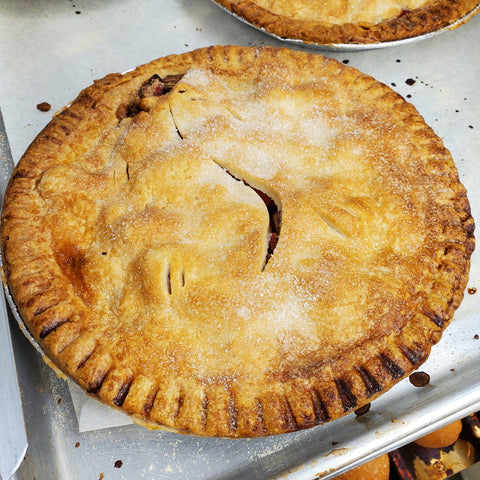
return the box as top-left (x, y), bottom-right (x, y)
top-left (1, 46), bottom-right (474, 437)
top-left (213, 0), bottom-right (479, 45)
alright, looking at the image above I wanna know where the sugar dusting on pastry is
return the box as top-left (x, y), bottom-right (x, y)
top-left (53, 65), bottom-right (438, 377)
top-left (251, 0), bottom-right (439, 25)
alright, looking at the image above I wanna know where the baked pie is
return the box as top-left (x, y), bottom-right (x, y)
top-left (1, 46), bottom-right (474, 437)
top-left (212, 0), bottom-right (480, 45)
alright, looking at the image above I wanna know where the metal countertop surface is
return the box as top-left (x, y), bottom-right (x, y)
top-left (0, 1), bottom-right (479, 479)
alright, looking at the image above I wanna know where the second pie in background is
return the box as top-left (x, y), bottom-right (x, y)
top-left (212, 0), bottom-right (480, 47)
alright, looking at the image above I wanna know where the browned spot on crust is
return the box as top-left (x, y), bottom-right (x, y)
top-left (335, 378), bottom-right (358, 412)
top-left (113, 380), bottom-right (133, 407)
top-left (53, 243), bottom-right (90, 303)
top-left (356, 367), bottom-right (382, 397)
top-left (39, 317), bottom-right (70, 339)
top-left (310, 388), bottom-right (330, 424)
top-left (398, 343), bottom-right (427, 366)
top-left (380, 354), bottom-right (405, 379)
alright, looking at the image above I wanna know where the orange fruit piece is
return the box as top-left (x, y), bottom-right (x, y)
top-left (414, 419), bottom-right (462, 448)
top-left (334, 454), bottom-right (390, 480)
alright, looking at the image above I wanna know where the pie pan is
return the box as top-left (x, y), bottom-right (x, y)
top-left (210, 0), bottom-right (480, 51)
top-left (3, 283), bottom-right (44, 360)
top-left (1, 45), bottom-right (475, 441)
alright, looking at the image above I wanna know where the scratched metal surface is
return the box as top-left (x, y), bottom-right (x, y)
top-left (0, 1), bottom-right (479, 479)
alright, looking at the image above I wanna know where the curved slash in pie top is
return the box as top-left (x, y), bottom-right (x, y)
top-left (2, 47), bottom-right (474, 436)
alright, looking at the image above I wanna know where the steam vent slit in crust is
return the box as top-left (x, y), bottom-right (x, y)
top-left (212, 0), bottom-right (480, 45)
top-left (1, 46), bottom-right (474, 437)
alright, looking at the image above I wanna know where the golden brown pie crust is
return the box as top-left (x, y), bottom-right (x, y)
top-left (1, 46), bottom-right (475, 437)
top-left (213, 0), bottom-right (480, 45)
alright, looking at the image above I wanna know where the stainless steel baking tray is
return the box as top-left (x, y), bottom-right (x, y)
top-left (210, 0), bottom-right (480, 51)
top-left (6, 280), bottom-right (480, 480)
top-left (0, 1), bottom-right (480, 479)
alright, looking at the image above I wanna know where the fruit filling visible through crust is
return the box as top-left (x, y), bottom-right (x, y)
top-left (223, 169), bottom-right (281, 268)
top-left (118, 72), bottom-right (282, 269)
top-left (116, 73), bottom-right (186, 121)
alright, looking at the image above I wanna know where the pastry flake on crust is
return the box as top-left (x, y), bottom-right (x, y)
top-left (214, 0), bottom-right (480, 45)
top-left (1, 46), bottom-right (475, 437)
